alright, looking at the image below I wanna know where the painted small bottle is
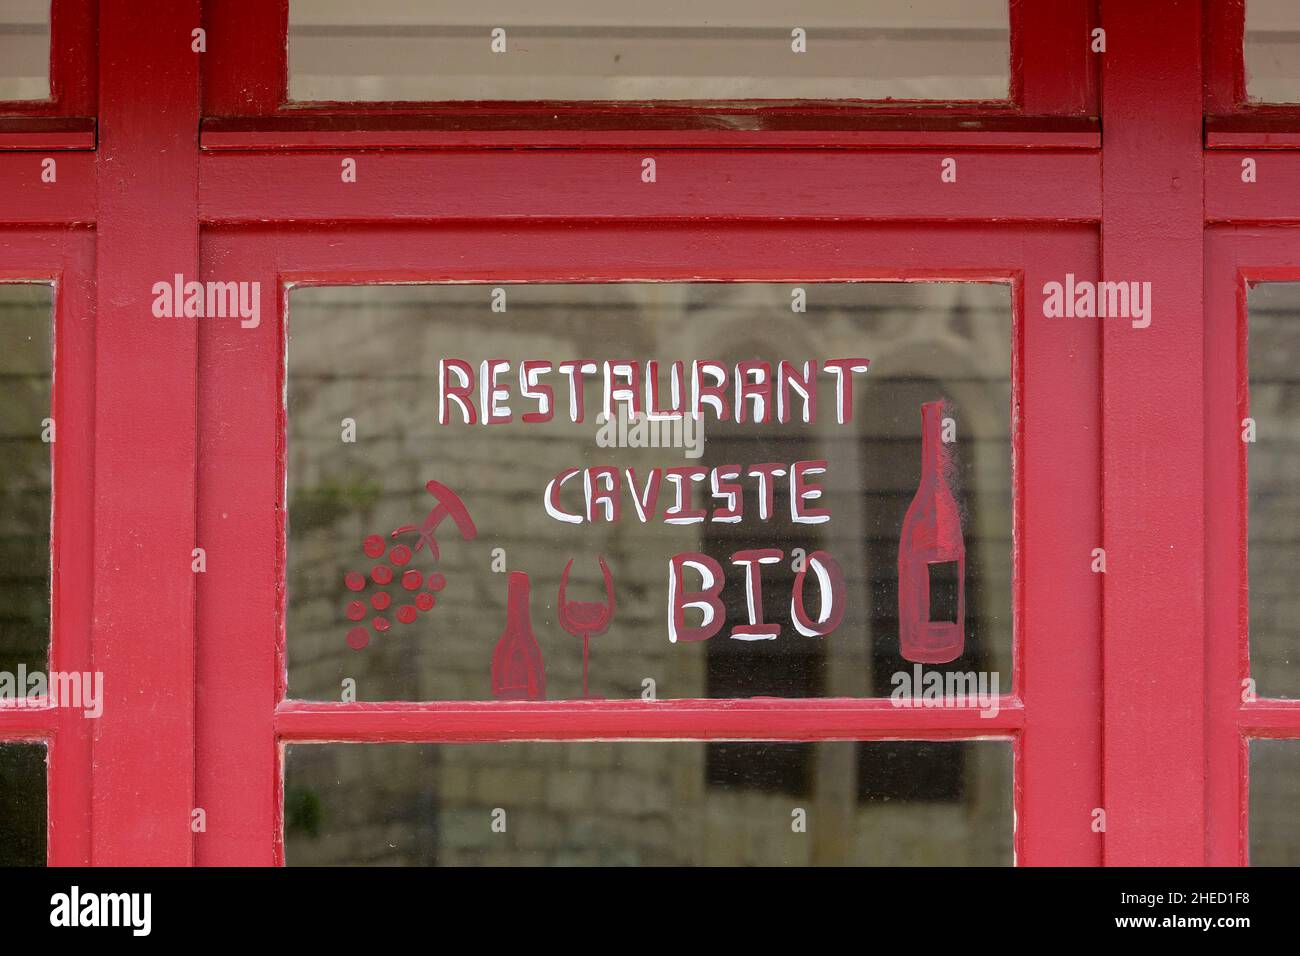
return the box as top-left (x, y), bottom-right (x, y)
top-left (898, 402), bottom-right (966, 664)
top-left (491, 571), bottom-right (546, 700)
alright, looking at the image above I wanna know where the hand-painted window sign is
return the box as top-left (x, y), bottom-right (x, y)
top-left (284, 283), bottom-right (1009, 703)
top-left (438, 358), bottom-right (871, 425)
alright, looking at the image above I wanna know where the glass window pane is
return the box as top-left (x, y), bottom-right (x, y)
top-left (284, 740), bottom-right (1013, 865)
top-left (1245, 0), bottom-right (1300, 104)
top-left (0, 285), bottom-right (52, 678)
top-left (0, 1), bottom-right (50, 101)
top-left (288, 0), bottom-right (1010, 104)
top-left (0, 743), bottom-right (46, 866)
top-left (1249, 738), bottom-right (1300, 864)
top-left (285, 282), bottom-right (1012, 702)
top-left (1248, 283), bottom-right (1300, 697)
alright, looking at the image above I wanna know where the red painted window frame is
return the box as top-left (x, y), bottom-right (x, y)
top-left (193, 0), bottom-right (1105, 867)
top-left (1205, 232), bottom-right (1300, 864)
top-left (1203, 0), bottom-right (1300, 864)
top-left (194, 221), bottom-right (1101, 866)
top-left (7, 0), bottom-right (1270, 867)
top-left (0, 229), bottom-right (94, 867)
top-left (1205, 0), bottom-right (1300, 147)
top-left (199, 0), bottom-right (1100, 150)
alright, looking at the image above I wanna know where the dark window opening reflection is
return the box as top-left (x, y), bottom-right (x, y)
top-left (0, 284), bottom-right (53, 678)
top-left (0, 743), bottom-right (46, 866)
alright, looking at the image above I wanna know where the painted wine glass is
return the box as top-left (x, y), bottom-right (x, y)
top-left (557, 556), bottom-right (616, 698)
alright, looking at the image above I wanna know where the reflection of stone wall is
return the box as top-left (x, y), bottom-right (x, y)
top-left (1247, 284), bottom-right (1300, 864)
top-left (286, 282), bottom-right (1012, 704)
top-left (284, 282), bottom-right (1015, 866)
top-left (0, 286), bottom-right (53, 676)
top-left (285, 740), bottom-right (1013, 866)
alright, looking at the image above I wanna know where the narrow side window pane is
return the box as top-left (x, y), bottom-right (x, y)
top-left (0, 285), bottom-right (52, 678)
top-left (1248, 282), bottom-right (1300, 697)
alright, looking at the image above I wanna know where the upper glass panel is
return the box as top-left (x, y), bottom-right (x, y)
top-left (0, 285), bottom-right (52, 677)
top-left (1248, 282), bottom-right (1300, 698)
top-left (287, 0), bottom-right (1011, 104)
top-left (0, 1), bottom-right (50, 101)
top-left (1245, 0), bottom-right (1300, 104)
top-left (285, 282), bottom-right (1013, 702)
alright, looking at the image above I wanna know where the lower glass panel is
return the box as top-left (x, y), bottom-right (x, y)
top-left (0, 742), bottom-right (46, 866)
top-left (284, 739), bottom-right (1013, 866)
top-left (1249, 738), bottom-right (1300, 865)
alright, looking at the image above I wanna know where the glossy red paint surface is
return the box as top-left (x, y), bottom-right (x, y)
top-left (0, 0), bottom-right (1291, 867)
top-left (1100, 0), bottom-right (1206, 866)
top-left (196, 222), bottom-right (1102, 866)
top-left (90, 0), bottom-right (201, 866)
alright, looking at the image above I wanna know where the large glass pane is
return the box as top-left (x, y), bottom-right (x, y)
top-left (285, 740), bottom-right (1013, 865)
top-left (0, 1), bottom-right (50, 101)
top-left (0, 743), bottom-right (46, 866)
top-left (1248, 283), bottom-right (1300, 697)
top-left (1249, 738), bottom-right (1300, 865)
top-left (0, 285), bottom-right (52, 678)
top-left (286, 282), bottom-right (1013, 703)
top-left (288, 0), bottom-right (1010, 104)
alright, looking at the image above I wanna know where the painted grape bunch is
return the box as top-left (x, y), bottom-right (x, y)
top-left (343, 531), bottom-right (446, 650)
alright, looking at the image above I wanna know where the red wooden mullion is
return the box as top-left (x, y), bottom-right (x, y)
top-left (1100, 0), bottom-right (1207, 865)
top-left (48, 229), bottom-right (96, 867)
top-left (203, 0), bottom-right (287, 117)
top-left (90, 0), bottom-right (201, 866)
top-left (275, 699), bottom-right (1025, 742)
top-left (1204, 0), bottom-right (1246, 117)
top-left (1011, 0), bottom-right (1098, 117)
top-left (197, 151), bottom-right (1101, 224)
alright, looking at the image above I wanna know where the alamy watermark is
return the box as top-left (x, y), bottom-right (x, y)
top-left (151, 275), bottom-right (261, 328)
top-left (595, 406), bottom-right (704, 459)
top-left (0, 666), bottom-right (103, 718)
top-left (889, 664), bottom-right (1001, 718)
top-left (1042, 273), bottom-right (1151, 329)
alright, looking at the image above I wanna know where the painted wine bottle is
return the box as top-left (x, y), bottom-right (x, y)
top-left (898, 401), bottom-right (966, 664)
top-left (491, 571), bottom-right (546, 700)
